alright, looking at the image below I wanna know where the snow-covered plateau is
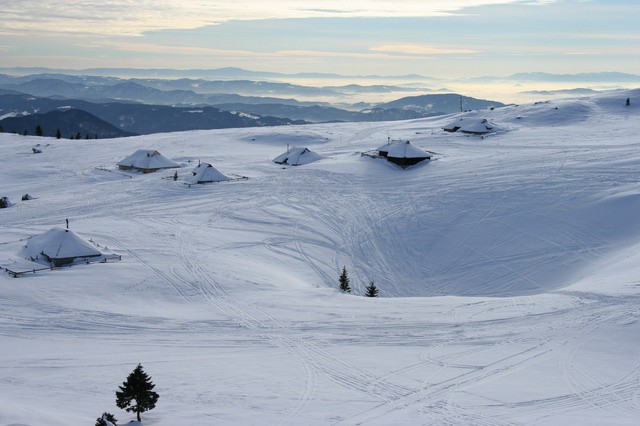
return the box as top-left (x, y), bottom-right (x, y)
top-left (1, 91), bottom-right (639, 425)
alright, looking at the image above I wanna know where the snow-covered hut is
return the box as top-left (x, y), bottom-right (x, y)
top-left (273, 147), bottom-right (322, 166)
top-left (117, 149), bottom-right (180, 173)
top-left (443, 118), bottom-right (497, 135)
top-left (377, 140), bottom-right (431, 167)
top-left (190, 162), bottom-right (208, 176)
top-left (25, 227), bottom-right (101, 267)
top-left (188, 163), bottom-right (231, 184)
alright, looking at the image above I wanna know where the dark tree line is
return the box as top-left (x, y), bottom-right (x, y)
top-left (0, 124), bottom-right (97, 139)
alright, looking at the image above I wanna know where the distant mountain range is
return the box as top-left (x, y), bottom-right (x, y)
top-left (2, 67), bottom-right (629, 138)
top-left (216, 94), bottom-right (504, 123)
top-left (0, 74), bottom-right (430, 103)
top-left (0, 90), bottom-right (503, 133)
top-left (0, 67), bottom-right (435, 81)
top-left (213, 103), bottom-right (427, 123)
top-left (0, 72), bottom-right (506, 136)
top-left (377, 94), bottom-right (504, 113)
top-left (469, 72), bottom-right (640, 83)
top-left (2, 67), bottom-right (638, 84)
top-left (520, 88), bottom-right (602, 96)
top-left (0, 93), bottom-right (302, 136)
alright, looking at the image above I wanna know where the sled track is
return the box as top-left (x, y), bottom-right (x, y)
top-left (167, 212), bottom-right (419, 417)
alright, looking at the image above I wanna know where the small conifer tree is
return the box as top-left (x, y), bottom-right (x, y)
top-left (95, 412), bottom-right (118, 426)
top-left (34, 124), bottom-right (43, 136)
top-left (55, 128), bottom-right (61, 139)
top-left (115, 364), bottom-right (159, 422)
top-left (365, 281), bottom-right (378, 297)
top-left (339, 266), bottom-right (351, 293)
top-left (626, 97), bottom-right (631, 106)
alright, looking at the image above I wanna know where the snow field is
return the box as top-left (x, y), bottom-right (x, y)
top-left (0, 90), bottom-right (639, 424)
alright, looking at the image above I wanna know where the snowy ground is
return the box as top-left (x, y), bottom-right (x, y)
top-left (1, 91), bottom-right (639, 425)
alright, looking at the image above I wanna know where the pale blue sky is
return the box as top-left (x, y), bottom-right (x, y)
top-left (1, 0), bottom-right (638, 77)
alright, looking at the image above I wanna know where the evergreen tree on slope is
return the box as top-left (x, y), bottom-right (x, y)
top-left (115, 364), bottom-right (159, 422)
top-left (365, 281), bottom-right (379, 297)
top-left (339, 266), bottom-right (351, 293)
top-left (95, 412), bottom-right (117, 426)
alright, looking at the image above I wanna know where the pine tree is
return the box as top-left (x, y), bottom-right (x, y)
top-left (339, 266), bottom-right (351, 293)
top-left (365, 281), bottom-right (378, 297)
top-left (34, 124), bottom-right (43, 136)
top-left (95, 412), bottom-right (118, 426)
top-left (115, 364), bottom-right (159, 422)
top-left (55, 128), bottom-right (61, 139)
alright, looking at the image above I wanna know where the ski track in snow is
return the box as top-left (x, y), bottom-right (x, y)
top-left (1, 91), bottom-right (640, 425)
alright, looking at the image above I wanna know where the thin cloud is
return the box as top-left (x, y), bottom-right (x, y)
top-left (93, 41), bottom-right (421, 61)
top-left (94, 41), bottom-right (255, 57)
top-left (371, 44), bottom-right (480, 55)
top-left (274, 49), bottom-right (421, 60)
top-left (0, 0), bottom-right (545, 36)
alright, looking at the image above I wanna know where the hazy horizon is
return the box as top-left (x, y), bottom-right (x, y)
top-left (2, 1), bottom-right (638, 80)
top-left (1, 64), bottom-right (637, 105)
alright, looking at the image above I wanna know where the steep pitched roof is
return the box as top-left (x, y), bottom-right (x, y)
top-left (443, 117), bottom-right (498, 134)
top-left (273, 147), bottom-right (323, 166)
top-left (379, 140), bottom-right (430, 159)
top-left (188, 163), bottom-right (231, 184)
top-left (25, 227), bottom-right (101, 260)
top-left (117, 149), bottom-right (180, 170)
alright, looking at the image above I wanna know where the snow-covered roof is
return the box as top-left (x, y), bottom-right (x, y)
top-left (379, 141), bottom-right (430, 159)
top-left (25, 227), bottom-right (101, 260)
top-left (273, 147), bottom-right (323, 166)
top-left (188, 163), bottom-right (231, 184)
top-left (191, 162), bottom-right (209, 175)
top-left (443, 117), bottom-right (499, 134)
top-left (117, 149), bottom-right (180, 170)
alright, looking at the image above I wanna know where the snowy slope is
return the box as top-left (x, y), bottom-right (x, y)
top-left (0, 90), bottom-right (639, 425)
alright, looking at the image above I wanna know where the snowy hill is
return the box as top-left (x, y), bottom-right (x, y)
top-left (0, 91), bottom-right (639, 425)
top-left (0, 108), bottom-right (135, 138)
